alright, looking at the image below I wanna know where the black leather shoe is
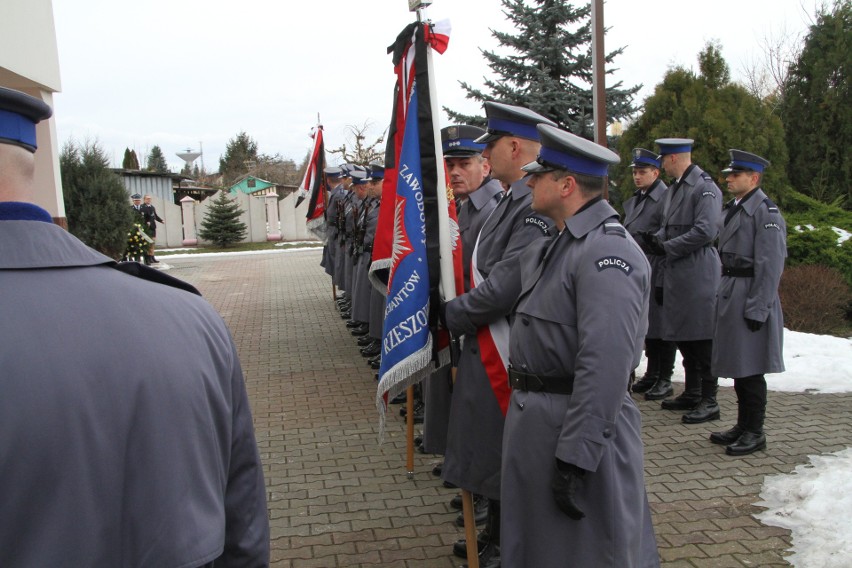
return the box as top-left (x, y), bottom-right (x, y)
top-left (644, 378), bottom-right (673, 401)
top-left (390, 392), bottom-right (407, 404)
top-left (450, 494), bottom-right (463, 510)
top-left (709, 425), bottom-right (744, 445)
top-left (151, 256), bottom-right (160, 263)
top-left (340, 311), bottom-right (351, 319)
top-left (455, 495), bottom-right (488, 527)
top-left (631, 374), bottom-right (658, 394)
top-left (400, 400), bottom-right (424, 418)
top-left (369, 358), bottom-right (381, 370)
top-left (432, 462), bottom-right (443, 477)
top-left (345, 319), bottom-right (362, 328)
top-left (726, 431), bottom-right (766, 456)
top-left (361, 344), bottom-right (380, 357)
top-left (357, 336), bottom-right (374, 347)
top-left (351, 326), bottom-right (369, 337)
top-left (660, 392), bottom-right (701, 411)
top-left (682, 398), bottom-right (720, 424)
top-left (461, 541), bottom-right (500, 568)
top-left (413, 407), bottom-right (424, 424)
top-left (452, 529), bottom-right (489, 558)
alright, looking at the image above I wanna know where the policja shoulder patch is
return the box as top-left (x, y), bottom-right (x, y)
top-left (524, 215), bottom-right (550, 235)
top-left (595, 256), bottom-right (633, 275)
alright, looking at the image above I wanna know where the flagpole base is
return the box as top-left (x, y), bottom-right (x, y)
top-left (406, 471), bottom-right (414, 480)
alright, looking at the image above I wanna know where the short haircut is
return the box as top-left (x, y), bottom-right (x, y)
top-left (553, 169), bottom-right (606, 196)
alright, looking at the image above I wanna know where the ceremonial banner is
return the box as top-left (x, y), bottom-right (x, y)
top-left (295, 125), bottom-right (327, 239)
top-left (375, 20), bottom-right (456, 437)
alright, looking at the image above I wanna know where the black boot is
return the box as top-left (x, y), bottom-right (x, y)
top-left (661, 367), bottom-right (701, 410)
top-left (711, 385), bottom-right (747, 444)
top-left (455, 494), bottom-right (488, 527)
top-left (726, 430), bottom-right (766, 455)
top-left (632, 339), bottom-right (661, 394)
top-left (460, 499), bottom-right (500, 567)
top-left (143, 255), bottom-right (152, 266)
top-left (644, 376), bottom-right (673, 400)
top-left (727, 376), bottom-right (767, 456)
top-left (682, 397), bottom-right (720, 423)
top-left (682, 378), bottom-right (720, 423)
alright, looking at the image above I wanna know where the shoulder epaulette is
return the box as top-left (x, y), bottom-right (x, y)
top-left (603, 222), bottom-right (626, 237)
top-left (762, 197), bottom-right (779, 213)
top-left (111, 262), bottom-right (201, 296)
top-left (700, 172), bottom-right (714, 182)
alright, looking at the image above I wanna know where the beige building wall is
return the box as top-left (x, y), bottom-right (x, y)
top-left (0, 0), bottom-right (64, 222)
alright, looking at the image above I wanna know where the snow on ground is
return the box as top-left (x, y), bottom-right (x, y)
top-left (636, 329), bottom-right (851, 566)
top-left (757, 449), bottom-right (852, 568)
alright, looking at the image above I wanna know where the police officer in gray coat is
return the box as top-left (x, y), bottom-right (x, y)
top-left (624, 149), bottom-right (677, 400)
top-left (477, 124), bottom-right (659, 567)
top-left (324, 166), bottom-right (345, 285)
top-left (646, 139), bottom-right (722, 424)
top-left (710, 150), bottom-right (786, 456)
top-left (421, 125), bottom-right (502, 461)
top-left (444, 102), bottom-right (555, 566)
top-left (0, 87), bottom-right (269, 567)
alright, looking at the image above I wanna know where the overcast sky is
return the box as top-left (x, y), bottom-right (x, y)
top-left (52, 0), bottom-right (818, 173)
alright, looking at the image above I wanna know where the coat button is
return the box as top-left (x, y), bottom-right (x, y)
top-left (603, 429), bottom-right (612, 439)
top-left (522, 318), bottom-right (529, 326)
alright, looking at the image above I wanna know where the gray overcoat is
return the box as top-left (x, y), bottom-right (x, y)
top-left (499, 200), bottom-right (659, 568)
top-left (654, 165), bottom-right (722, 341)
top-left (342, 193), bottom-right (361, 295)
top-left (0, 219), bottom-right (269, 567)
top-left (334, 190), bottom-right (352, 292)
top-left (325, 184), bottom-right (344, 282)
top-left (712, 189), bottom-right (786, 378)
top-left (442, 177), bottom-right (551, 500)
top-left (422, 177), bottom-right (503, 455)
top-left (623, 178), bottom-right (668, 339)
top-left (352, 197), bottom-right (377, 323)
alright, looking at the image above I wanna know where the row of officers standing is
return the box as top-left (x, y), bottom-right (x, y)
top-left (320, 101), bottom-right (786, 568)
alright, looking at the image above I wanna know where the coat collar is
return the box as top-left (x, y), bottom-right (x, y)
top-left (469, 177), bottom-right (504, 210)
top-left (0, 220), bottom-right (114, 270)
top-left (565, 198), bottom-right (619, 240)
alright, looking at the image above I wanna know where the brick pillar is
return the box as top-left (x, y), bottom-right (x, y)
top-left (181, 196), bottom-right (198, 246)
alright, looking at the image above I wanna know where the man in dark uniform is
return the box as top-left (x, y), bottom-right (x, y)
top-left (710, 150), bottom-right (786, 456)
top-left (625, 149), bottom-right (677, 401)
top-left (0, 86), bottom-right (269, 567)
top-left (335, 166), bottom-right (354, 317)
top-left (421, 125), bottom-right (503, 491)
top-left (443, 102), bottom-right (555, 567)
top-left (492, 124), bottom-right (658, 567)
top-left (323, 166), bottom-right (345, 289)
top-left (140, 194), bottom-right (164, 264)
top-left (360, 163), bottom-right (386, 369)
top-left (647, 138), bottom-right (722, 425)
top-left (346, 170), bottom-right (371, 337)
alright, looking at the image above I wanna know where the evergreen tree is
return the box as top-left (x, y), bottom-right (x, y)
top-left (198, 191), bottom-right (247, 247)
top-left (614, 43), bottom-right (789, 205)
top-left (781, 1), bottom-right (851, 208)
top-left (444, 0), bottom-right (640, 137)
top-left (146, 145), bottom-right (170, 173)
top-left (61, 140), bottom-right (137, 259)
top-left (219, 131), bottom-right (259, 186)
top-left (122, 147), bottom-right (140, 170)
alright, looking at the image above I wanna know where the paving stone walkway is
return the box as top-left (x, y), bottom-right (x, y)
top-left (165, 249), bottom-right (852, 567)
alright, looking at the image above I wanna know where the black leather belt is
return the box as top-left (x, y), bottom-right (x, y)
top-left (508, 367), bottom-right (574, 395)
top-left (722, 266), bottom-right (754, 277)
